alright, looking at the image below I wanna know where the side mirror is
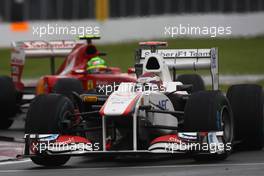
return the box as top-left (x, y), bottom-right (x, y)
top-left (134, 63), bottom-right (143, 77)
top-left (127, 67), bottom-right (135, 74)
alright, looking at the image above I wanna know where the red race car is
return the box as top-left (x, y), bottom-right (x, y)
top-left (0, 36), bottom-right (136, 129)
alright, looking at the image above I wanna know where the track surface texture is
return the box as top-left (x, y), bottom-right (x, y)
top-left (0, 118), bottom-right (264, 176)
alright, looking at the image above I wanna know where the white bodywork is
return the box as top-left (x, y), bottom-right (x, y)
top-left (101, 47), bottom-right (218, 133)
top-left (100, 47), bottom-right (219, 151)
top-left (102, 84), bottom-right (179, 134)
top-left (140, 48), bottom-right (219, 90)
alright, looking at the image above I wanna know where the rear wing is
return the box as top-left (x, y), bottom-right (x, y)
top-left (11, 40), bottom-right (83, 58)
top-left (10, 40), bottom-right (84, 83)
top-left (135, 44), bottom-right (219, 90)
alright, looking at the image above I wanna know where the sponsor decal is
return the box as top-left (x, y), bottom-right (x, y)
top-left (39, 134), bottom-right (59, 141)
top-left (178, 133), bottom-right (197, 140)
top-left (211, 48), bottom-right (217, 69)
top-left (20, 41), bottom-right (77, 49)
top-left (87, 80), bottom-right (94, 89)
top-left (141, 49), bottom-right (211, 58)
top-left (150, 134), bottom-right (179, 145)
top-left (158, 99), bottom-right (169, 110)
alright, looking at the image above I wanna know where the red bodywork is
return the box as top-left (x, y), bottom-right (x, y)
top-left (12, 43), bottom-right (136, 94)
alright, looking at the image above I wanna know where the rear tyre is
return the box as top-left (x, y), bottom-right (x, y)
top-left (227, 84), bottom-right (264, 150)
top-left (184, 91), bottom-right (234, 161)
top-left (25, 94), bottom-right (74, 166)
top-left (0, 76), bottom-right (16, 129)
top-left (53, 78), bottom-right (83, 98)
top-left (177, 74), bottom-right (205, 93)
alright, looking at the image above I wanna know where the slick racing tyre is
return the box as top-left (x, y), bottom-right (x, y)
top-left (177, 74), bottom-right (205, 93)
top-left (184, 91), bottom-right (234, 161)
top-left (30, 155), bottom-right (70, 167)
top-left (53, 78), bottom-right (84, 98)
top-left (0, 76), bottom-right (16, 129)
top-left (227, 84), bottom-right (264, 150)
top-left (25, 94), bottom-right (74, 166)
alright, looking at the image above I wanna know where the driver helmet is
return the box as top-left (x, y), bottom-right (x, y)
top-left (87, 56), bottom-right (107, 73)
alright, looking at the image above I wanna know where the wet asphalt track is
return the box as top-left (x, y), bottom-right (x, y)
top-left (0, 151), bottom-right (264, 176)
top-left (0, 117), bottom-right (264, 176)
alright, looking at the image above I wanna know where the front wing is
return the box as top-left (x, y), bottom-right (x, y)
top-left (23, 131), bottom-right (230, 157)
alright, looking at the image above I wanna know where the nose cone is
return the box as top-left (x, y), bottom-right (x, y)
top-left (100, 93), bottom-right (141, 116)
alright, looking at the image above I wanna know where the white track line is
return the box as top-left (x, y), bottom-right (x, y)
top-left (0, 159), bottom-right (30, 166)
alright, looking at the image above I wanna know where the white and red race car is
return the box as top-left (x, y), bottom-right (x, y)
top-left (23, 41), bottom-right (264, 166)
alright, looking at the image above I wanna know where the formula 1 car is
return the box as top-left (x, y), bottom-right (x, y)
top-left (0, 36), bottom-right (136, 129)
top-left (23, 41), bottom-right (264, 166)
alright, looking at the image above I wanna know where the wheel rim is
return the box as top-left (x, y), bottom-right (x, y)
top-left (59, 110), bottom-right (74, 131)
top-left (221, 106), bottom-right (233, 143)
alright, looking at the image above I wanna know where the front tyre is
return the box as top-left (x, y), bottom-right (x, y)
top-left (0, 76), bottom-right (16, 129)
top-left (31, 155), bottom-right (70, 167)
top-left (183, 91), bottom-right (234, 161)
top-left (227, 84), bottom-right (264, 150)
top-left (25, 94), bottom-right (74, 166)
